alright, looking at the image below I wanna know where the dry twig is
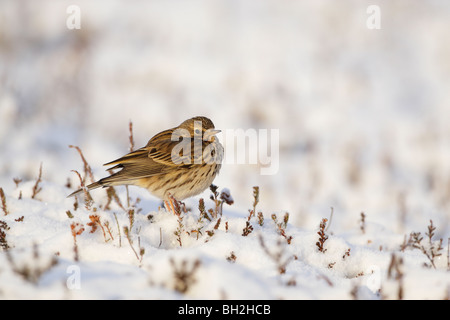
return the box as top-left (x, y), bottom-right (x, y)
top-left (170, 258), bottom-right (202, 294)
top-left (0, 188), bottom-right (9, 216)
top-left (69, 145), bottom-right (94, 184)
top-left (316, 218), bottom-right (329, 253)
top-left (31, 163), bottom-right (43, 199)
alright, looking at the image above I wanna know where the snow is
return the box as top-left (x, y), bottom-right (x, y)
top-left (1, 0), bottom-right (450, 300)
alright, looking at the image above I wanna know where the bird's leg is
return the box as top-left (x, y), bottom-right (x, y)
top-left (166, 193), bottom-right (181, 216)
top-left (170, 195), bottom-right (181, 216)
top-left (164, 200), bottom-right (172, 214)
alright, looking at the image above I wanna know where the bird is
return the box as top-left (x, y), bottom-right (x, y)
top-left (68, 116), bottom-right (223, 213)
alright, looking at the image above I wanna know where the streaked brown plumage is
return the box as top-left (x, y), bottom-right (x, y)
top-left (68, 116), bottom-right (223, 206)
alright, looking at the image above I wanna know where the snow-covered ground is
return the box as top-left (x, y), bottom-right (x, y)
top-left (1, 0), bottom-right (449, 299)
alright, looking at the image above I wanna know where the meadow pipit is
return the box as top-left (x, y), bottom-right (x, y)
top-left (68, 116), bottom-right (223, 212)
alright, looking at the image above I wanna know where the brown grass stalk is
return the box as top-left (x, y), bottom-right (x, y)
top-left (69, 145), bottom-right (95, 184)
top-left (31, 163), bottom-right (43, 199)
top-left (0, 188), bottom-right (9, 216)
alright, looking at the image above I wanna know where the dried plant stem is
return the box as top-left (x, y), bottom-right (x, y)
top-left (360, 212), bottom-right (366, 234)
top-left (209, 184), bottom-right (221, 218)
top-left (70, 222), bottom-right (84, 262)
top-left (6, 243), bottom-right (58, 284)
top-left (31, 163), bottom-right (43, 199)
top-left (242, 214), bottom-right (254, 236)
top-left (407, 220), bottom-right (444, 269)
top-left (170, 258), bottom-right (201, 294)
top-left (251, 186), bottom-right (259, 219)
top-left (113, 212), bottom-right (122, 247)
top-left (69, 145), bottom-right (95, 184)
top-left (316, 218), bottom-right (329, 253)
top-left (0, 220), bottom-right (10, 250)
top-left (258, 234), bottom-right (291, 274)
top-left (387, 253), bottom-right (404, 300)
top-left (242, 186), bottom-right (260, 236)
top-left (105, 185), bottom-right (126, 211)
top-left (128, 120), bottom-right (135, 152)
top-left (271, 213), bottom-right (292, 244)
top-left (0, 188), bottom-right (9, 216)
top-left (174, 215), bottom-right (184, 247)
top-left (71, 170), bottom-right (93, 210)
top-left (124, 226), bottom-right (140, 261)
top-left (87, 214), bottom-right (114, 242)
top-left (198, 198), bottom-right (210, 222)
top-left (126, 186), bottom-right (131, 208)
top-left (128, 208), bottom-right (135, 231)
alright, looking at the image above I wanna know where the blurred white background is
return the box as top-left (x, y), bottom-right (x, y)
top-left (1, 0), bottom-right (449, 236)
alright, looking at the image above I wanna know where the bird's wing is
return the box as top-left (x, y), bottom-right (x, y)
top-left (103, 147), bottom-right (169, 178)
top-left (145, 127), bottom-right (201, 166)
top-left (146, 139), bottom-right (196, 166)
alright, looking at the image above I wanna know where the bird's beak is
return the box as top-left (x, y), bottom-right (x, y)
top-left (204, 129), bottom-right (221, 141)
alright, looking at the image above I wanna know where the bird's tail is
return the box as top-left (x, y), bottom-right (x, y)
top-left (67, 181), bottom-right (102, 198)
